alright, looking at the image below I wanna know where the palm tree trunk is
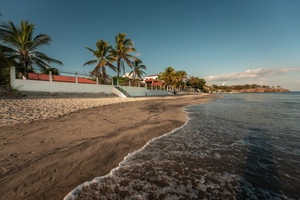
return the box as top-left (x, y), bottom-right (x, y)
top-left (24, 62), bottom-right (29, 79)
top-left (122, 60), bottom-right (125, 76)
top-left (102, 66), bottom-right (107, 84)
top-left (133, 74), bottom-right (136, 84)
top-left (117, 58), bottom-right (121, 77)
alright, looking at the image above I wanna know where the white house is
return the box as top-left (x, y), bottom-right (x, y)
top-left (142, 75), bottom-right (158, 83)
top-left (122, 72), bottom-right (141, 79)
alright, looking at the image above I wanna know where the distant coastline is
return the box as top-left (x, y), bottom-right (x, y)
top-left (225, 87), bottom-right (290, 93)
top-left (209, 84), bottom-right (290, 93)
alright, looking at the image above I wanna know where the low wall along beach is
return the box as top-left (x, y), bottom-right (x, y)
top-left (9, 67), bottom-right (169, 97)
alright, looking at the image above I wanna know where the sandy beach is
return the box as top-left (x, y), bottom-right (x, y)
top-left (0, 93), bottom-right (216, 200)
top-left (0, 93), bottom-right (137, 127)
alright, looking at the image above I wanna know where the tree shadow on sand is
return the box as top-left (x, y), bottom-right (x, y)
top-left (237, 129), bottom-right (283, 199)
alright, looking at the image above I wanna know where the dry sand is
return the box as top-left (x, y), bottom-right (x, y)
top-left (0, 94), bottom-right (216, 200)
top-left (0, 93), bottom-right (137, 127)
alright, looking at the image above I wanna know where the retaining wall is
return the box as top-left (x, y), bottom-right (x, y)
top-left (119, 86), bottom-right (169, 97)
top-left (10, 67), bottom-right (169, 97)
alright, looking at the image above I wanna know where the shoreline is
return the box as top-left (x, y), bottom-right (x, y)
top-left (0, 94), bottom-right (217, 200)
top-left (64, 103), bottom-right (194, 200)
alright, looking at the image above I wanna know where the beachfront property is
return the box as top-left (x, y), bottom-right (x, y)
top-left (143, 74), bottom-right (163, 86)
top-left (122, 72), bottom-right (138, 80)
top-left (28, 72), bottom-right (96, 84)
top-left (142, 74), bottom-right (158, 82)
top-left (9, 67), bottom-right (169, 97)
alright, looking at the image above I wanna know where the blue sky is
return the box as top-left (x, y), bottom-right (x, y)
top-left (1, 0), bottom-right (300, 90)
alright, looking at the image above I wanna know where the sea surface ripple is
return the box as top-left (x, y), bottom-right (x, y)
top-left (67, 92), bottom-right (300, 200)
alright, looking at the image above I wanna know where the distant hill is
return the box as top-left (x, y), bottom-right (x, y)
top-left (230, 88), bottom-right (290, 93)
top-left (210, 84), bottom-right (290, 93)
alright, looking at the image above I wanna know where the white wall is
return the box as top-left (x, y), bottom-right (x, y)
top-left (119, 86), bottom-right (168, 97)
top-left (13, 79), bottom-right (113, 94)
top-left (10, 66), bottom-right (118, 95)
top-left (10, 67), bottom-right (168, 97)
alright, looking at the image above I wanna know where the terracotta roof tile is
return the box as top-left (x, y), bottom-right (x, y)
top-left (28, 73), bottom-right (96, 84)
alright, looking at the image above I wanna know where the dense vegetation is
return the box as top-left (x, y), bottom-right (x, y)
top-left (159, 67), bottom-right (206, 91)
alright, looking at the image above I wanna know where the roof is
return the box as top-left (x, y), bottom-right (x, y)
top-left (145, 78), bottom-right (157, 82)
top-left (150, 82), bottom-right (163, 86)
top-left (28, 73), bottom-right (96, 84)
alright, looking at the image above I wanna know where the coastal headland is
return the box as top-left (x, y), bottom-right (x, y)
top-left (0, 93), bottom-right (216, 200)
top-left (228, 87), bottom-right (290, 93)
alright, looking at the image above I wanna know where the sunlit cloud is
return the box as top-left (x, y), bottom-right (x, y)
top-left (206, 67), bottom-right (300, 81)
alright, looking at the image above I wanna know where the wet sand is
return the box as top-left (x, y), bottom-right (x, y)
top-left (0, 94), bottom-right (216, 200)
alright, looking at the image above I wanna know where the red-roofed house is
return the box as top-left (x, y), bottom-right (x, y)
top-left (143, 75), bottom-right (158, 82)
top-left (143, 75), bottom-right (163, 86)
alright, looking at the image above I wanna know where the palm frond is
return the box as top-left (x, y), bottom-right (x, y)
top-left (121, 54), bottom-right (133, 67)
top-left (33, 51), bottom-right (63, 65)
top-left (124, 39), bottom-right (134, 47)
top-left (106, 62), bottom-right (117, 71)
top-left (85, 47), bottom-right (96, 53)
top-left (31, 57), bottom-right (51, 69)
top-left (30, 34), bottom-right (51, 50)
top-left (125, 54), bottom-right (138, 61)
top-left (83, 60), bottom-right (97, 66)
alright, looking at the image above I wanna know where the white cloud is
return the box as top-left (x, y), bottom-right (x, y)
top-left (206, 67), bottom-right (300, 81)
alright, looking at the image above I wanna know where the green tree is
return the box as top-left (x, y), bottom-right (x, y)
top-left (83, 39), bottom-right (117, 83)
top-left (0, 20), bottom-right (62, 79)
top-left (159, 67), bottom-right (188, 89)
top-left (129, 60), bottom-right (147, 83)
top-left (187, 76), bottom-right (206, 91)
top-left (112, 33), bottom-right (138, 77)
top-left (174, 70), bottom-right (187, 88)
top-left (158, 67), bottom-right (176, 86)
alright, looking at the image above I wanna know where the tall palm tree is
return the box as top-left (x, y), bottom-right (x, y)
top-left (129, 60), bottom-right (147, 83)
top-left (0, 20), bottom-right (62, 79)
top-left (113, 32), bottom-right (139, 77)
top-left (83, 39), bottom-right (117, 83)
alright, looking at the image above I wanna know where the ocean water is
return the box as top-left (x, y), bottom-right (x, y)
top-left (66, 92), bottom-right (300, 200)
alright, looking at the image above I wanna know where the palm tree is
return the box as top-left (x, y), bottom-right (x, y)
top-left (113, 32), bottom-right (139, 77)
top-left (83, 39), bottom-right (117, 83)
top-left (174, 70), bottom-right (187, 89)
top-left (129, 60), bottom-right (147, 83)
top-left (158, 67), bottom-right (176, 86)
top-left (0, 20), bottom-right (62, 79)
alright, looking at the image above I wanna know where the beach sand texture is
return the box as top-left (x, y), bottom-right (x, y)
top-left (0, 95), bottom-right (137, 127)
top-left (0, 94), bottom-right (215, 200)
